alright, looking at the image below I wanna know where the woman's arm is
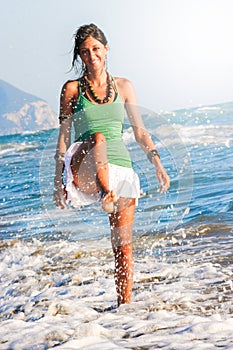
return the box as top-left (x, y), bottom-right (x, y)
top-left (117, 78), bottom-right (170, 192)
top-left (54, 81), bottom-right (78, 208)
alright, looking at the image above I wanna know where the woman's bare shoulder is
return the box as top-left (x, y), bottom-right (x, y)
top-left (114, 77), bottom-right (133, 88)
top-left (62, 79), bottom-right (79, 93)
top-left (114, 77), bottom-right (135, 102)
top-left (60, 80), bottom-right (79, 105)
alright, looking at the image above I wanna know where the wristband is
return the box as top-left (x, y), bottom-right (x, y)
top-left (147, 149), bottom-right (160, 163)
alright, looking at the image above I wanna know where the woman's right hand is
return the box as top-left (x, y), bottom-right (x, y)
top-left (53, 182), bottom-right (67, 209)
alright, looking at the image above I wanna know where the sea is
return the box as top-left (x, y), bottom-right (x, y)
top-left (0, 101), bottom-right (232, 350)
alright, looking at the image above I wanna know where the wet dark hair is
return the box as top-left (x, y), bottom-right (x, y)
top-left (72, 23), bottom-right (108, 74)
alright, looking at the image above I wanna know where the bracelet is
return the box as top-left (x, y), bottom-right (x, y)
top-left (147, 149), bottom-right (160, 163)
top-left (59, 114), bottom-right (73, 120)
top-left (54, 152), bottom-right (65, 162)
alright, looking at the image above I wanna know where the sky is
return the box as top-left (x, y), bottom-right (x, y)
top-left (1, 0), bottom-right (233, 114)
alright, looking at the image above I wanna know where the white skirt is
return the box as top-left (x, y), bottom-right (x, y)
top-left (64, 142), bottom-right (140, 208)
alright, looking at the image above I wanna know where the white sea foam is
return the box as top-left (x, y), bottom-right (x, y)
top-left (0, 233), bottom-right (232, 350)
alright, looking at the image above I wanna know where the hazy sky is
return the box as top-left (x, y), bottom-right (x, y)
top-left (1, 0), bottom-right (233, 113)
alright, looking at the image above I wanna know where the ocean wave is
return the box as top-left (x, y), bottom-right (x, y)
top-left (0, 143), bottom-right (39, 155)
top-left (196, 106), bottom-right (222, 112)
top-left (154, 124), bottom-right (233, 147)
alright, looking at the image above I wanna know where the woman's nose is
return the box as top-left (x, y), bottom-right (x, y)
top-left (89, 50), bottom-right (96, 60)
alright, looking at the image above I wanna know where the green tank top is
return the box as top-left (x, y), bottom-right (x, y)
top-left (73, 80), bottom-right (132, 168)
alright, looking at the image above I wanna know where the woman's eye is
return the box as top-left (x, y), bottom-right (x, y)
top-left (81, 50), bottom-right (88, 55)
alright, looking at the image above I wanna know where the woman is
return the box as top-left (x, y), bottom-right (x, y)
top-left (54, 23), bottom-right (170, 306)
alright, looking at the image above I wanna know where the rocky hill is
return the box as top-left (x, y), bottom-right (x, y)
top-left (0, 79), bottom-right (58, 135)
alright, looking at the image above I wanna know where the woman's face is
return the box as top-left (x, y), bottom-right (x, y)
top-left (79, 36), bottom-right (108, 73)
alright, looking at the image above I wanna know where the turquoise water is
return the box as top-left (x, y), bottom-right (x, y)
top-left (1, 102), bottom-right (232, 241)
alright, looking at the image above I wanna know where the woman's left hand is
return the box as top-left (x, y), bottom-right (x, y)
top-left (155, 164), bottom-right (170, 193)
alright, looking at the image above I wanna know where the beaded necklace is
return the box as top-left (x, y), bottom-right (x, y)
top-left (83, 72), bottom-right (113, 104)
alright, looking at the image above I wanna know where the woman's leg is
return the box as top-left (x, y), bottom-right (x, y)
top-left (70, 132), bottom-right (117, 212)
top-left (109, 197), bottom-right (136, 306)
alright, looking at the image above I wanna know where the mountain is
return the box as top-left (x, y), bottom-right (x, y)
top-left (0, 79), bottom-right (58, 135)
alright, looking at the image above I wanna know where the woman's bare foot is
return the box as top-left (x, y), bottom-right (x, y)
top-left (101, 190), bottom-right (118, 213)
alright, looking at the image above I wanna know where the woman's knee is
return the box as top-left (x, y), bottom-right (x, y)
top-left (111, 228), bottom-right (133, 251)
top-left (89, 132), bottom-right (106, 146)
